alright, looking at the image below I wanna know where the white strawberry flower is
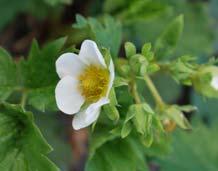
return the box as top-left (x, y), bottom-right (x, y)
top-left (211, 76), bottom-right (218, 90)
top-left (55, 40), bottom-right (114, 130)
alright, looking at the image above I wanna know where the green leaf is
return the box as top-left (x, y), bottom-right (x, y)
top-left (147, 63), bottom-right (160, 73)
top-left (129, 54), bottom-right (148, 76)
top-left (128, 103), bottom-right (154, 135)
top-left (114, 76), bottom-right (129, 87)
top-left (0, 103), bottom-right (59, 171)
top-left (174, 105), bottom-right (197, 113)
top-left (124, 42), bottom-right (136, 58)
top-left (140, 132), bottom-right (153, 147)
top-left (0, 48), bottom-right (18, 101)
top-left (109, 88), bottom-right (118, 106)
top-left (28, 86), bottom-right (57, 112)
top-left (21, 38), bottom-right (66, 88)
top-left (142, 43), bottom-right (153, 60)
top-left (103, 104), bottom-right (119, 122)
top-left (89, 124), bottom-right (120, 159)
top-left (73, 14), bottom-right (88, 28)
top-left (73, 15), bottom-right (122, 57)
top-left (155, 15), bottom-right (184, 60)
top-left (19, 38), bottom-right (66, 111)
top-left (165, 106), bottom-right (191, 130)
top-left (158, 120), bottom-right (218, 171)
top-left (86, 137), bottom-right (148, 171)
top-left (121, 122), bottom-right (132, 138)
top-left (124, 106), bottom-right (136, 123)
top-left (98, 88), bottom-right (119, 123)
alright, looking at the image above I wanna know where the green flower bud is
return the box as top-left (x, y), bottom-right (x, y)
top-left (129, 54), bottom-right (148, 76)
top-left (192, 66), bottom-right (218, 98)
top-left (115, 59), bottom-right (131, 77)
top-left (161, 105), bottom-right (191, 130)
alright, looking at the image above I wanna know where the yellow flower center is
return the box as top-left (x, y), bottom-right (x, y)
top-left (79, 65), bottom-right (109, 102)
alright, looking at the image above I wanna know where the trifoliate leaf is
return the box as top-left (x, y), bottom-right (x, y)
top-left (19, 37), bottom-right (66, 111)
top-left (86, 137), bottom-right (149, 171)
top-left (0, 48), bottom-right (18, 101)
top-left (155, 15), bottom-right (184, 60)
top-left (0, 103), bottom-right (59, 171)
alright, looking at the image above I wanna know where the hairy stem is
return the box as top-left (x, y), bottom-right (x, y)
top-left (144, 75), bottom-right (164, 108)
top-left (21, 92), bottom-right (27, 110)
top-left (131, 81), bottom-right (141, 104)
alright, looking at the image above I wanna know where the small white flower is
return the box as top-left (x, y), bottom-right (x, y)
top-left (211, 75), bottom-right (218, 90)
top-left (55, 40), bottom-right (114, 130)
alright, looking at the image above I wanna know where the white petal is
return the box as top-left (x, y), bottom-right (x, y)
top-left (79, 40), bottom-right (106, 67)
top-left (72, 108), bottom-right (100, 130)
top-left (72, 98), bottom-right (109, 130)
top-left (211, 76), bottom-right (218, 90)
top-left (106, 60), bottom-right (115, 97)
top-left (56, 53), bottom-right (85, 78)
top-left (55, 76), bottom-right (85, 115)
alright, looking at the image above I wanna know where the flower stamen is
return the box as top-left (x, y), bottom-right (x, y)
top-left (79, 65), bottom-right (109, 102)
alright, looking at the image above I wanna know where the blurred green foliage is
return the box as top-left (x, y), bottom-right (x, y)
top-left (0, 0), bottom-right (218, 170)
top-left (157, 120), bottom-right (218, 171)
top-left (102, 0), bottom-right (215, 57)
top-left (35, 113), bottom-right (73, 171)
top-left (0, 0), bottom-right (73, 31)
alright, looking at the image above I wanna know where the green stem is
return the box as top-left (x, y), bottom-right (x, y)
top-left (144, 75), bottom-right (164, 108)
top-left (21, 92), bottom-right (27, 110)
top-left (131, 81), bottom-right (141, 104)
